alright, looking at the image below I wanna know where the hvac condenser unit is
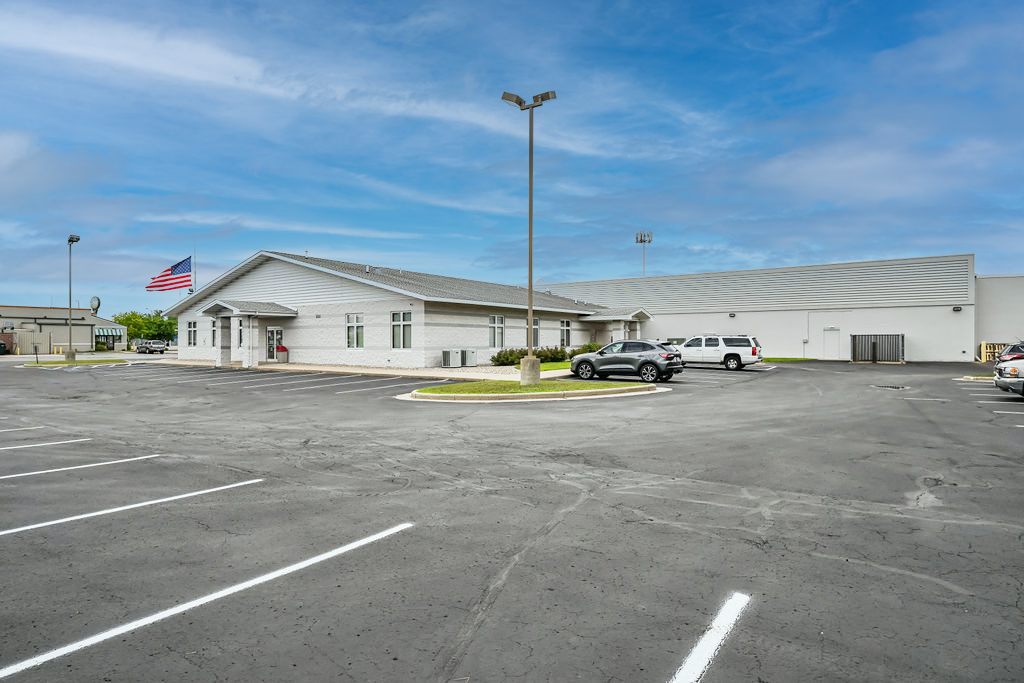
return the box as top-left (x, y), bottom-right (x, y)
top-left (460, 349), bottom-right (477, 367)
top-left (441, 349), bottom-right (462, 368)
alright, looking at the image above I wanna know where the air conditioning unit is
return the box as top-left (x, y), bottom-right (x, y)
top-left (441, 349), bottom-right (462, 368)
top-left (461, 349), bottom-right (477, 367)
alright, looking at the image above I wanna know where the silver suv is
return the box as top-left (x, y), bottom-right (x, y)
top-left (571, 340), bottom-right (683, 383)
top-left (678, 334), bottom-right (762, 370)
top-left (136, 339), bottom-right (167, 354)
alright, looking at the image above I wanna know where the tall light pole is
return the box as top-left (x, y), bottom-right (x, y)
top-left (67, 234), bottom-right (80, 362)
top-left (502, 90), bottom-right (556, 386)
top-left (636, 231), bottom-right (653, 277)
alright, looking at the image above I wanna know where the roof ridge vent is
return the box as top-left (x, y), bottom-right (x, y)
top-left (365, 265), bottom-right (369, 273)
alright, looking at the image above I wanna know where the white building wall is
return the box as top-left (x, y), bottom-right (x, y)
top-left (551, 254), bottom-right (977, 362)
top-left (423, 303), bottom-right (591, 366)
top-left (976, 275), bottom-right (1024, 347)
top-left (642, 305), bottom-right (975, 361)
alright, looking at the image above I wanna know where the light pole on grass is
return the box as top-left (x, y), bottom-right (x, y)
top-left (67, 234), bottom-right (80, 362)
top-left (502, 89), bottom-right (556, 386)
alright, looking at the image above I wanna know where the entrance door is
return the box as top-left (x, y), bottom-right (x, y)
top-left (823, 328), bottom-right (841, 359)
top-left (267, 328), bottom-right (283, 361)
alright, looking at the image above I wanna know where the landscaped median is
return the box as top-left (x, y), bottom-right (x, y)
top-left (410, 379), bottom-right (656, 401)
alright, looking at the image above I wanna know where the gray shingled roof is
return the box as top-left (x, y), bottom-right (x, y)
top-left (269, 251), bottom-right (606, 313)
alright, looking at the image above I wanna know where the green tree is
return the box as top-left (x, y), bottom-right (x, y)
top-left (113, 310), bottom-right (178, 342)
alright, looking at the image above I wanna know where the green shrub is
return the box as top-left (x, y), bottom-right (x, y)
top-left (94, 341), bottom-right (107, 352)
top-left (536, 346), bottom-right (568, 362)
top-left (491, 346), bottom-right (569, 365)
top-left (490, 348), bottom-right (528, 366)
top-left (569, 342), bottom-right (603, 358)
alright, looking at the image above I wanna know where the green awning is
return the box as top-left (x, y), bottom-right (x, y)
top-left (95, 328), bottom-right (123, 336)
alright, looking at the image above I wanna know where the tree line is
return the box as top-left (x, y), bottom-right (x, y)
top-left (112, 310), bottom-right (177, 342)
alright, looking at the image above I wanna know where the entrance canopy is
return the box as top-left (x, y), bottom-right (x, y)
top-left (197, 299), bottom-right (298, 317)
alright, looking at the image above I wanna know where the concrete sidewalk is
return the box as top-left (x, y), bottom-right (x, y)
top-left (150, 358), bottom-right (574, 382)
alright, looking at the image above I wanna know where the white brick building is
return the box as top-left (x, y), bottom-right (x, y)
top-left (163, 251), bottom-right (649, 369)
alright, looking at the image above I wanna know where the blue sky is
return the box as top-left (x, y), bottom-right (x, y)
top-left (1, 0), bottom-right (1021, 318)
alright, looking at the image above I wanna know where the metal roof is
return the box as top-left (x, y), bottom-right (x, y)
top-left (165, 251), bottom-right (613, 317)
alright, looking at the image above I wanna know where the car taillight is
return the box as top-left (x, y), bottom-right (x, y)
top-left (659, 353), bottom-right (673, 358)
top-left (752, 347), bottom-right (757, 355)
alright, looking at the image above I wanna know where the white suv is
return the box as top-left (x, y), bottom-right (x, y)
top-left (677, 335), bottom-right (762, 370)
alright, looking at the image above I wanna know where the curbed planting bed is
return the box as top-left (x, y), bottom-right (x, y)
top-left (411, 380), bottom-right (657, 401)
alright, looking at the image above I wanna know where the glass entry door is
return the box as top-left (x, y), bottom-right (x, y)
top-left (267, 328), bottom-right (283, 360)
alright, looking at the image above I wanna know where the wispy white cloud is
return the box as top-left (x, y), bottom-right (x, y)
top-left (0, 5), bottom-right (298, 97)
top-left (136, 212), bottom-right (421, 239)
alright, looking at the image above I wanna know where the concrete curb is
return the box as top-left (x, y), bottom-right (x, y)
top-left (409, 384), bottom-right (658, 402)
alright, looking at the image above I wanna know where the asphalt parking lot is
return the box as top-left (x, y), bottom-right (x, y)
top-left (1, 360), bottom-right (1022, 682)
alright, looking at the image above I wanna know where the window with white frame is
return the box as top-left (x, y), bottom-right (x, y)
top-left (238, 319), bottom-right (243, 348)
top-left (187, 321), bottom-right (197, 347)
top-left (347, 313), bottom-right (364, 348)
top-left (391, 311), bottom-right (412, 348)
top-left (489, 315), bottom-right (504, 347)
top-left (529, 317), bottom-right (539, 347)
top-left (560, 320), bottom-right (571, 347)
top-left (211, 318), bottom-right (217, 347)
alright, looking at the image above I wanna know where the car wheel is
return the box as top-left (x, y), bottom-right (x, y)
top-left (638, 363), bottom-right (659, 383)
top-left (576, 361), bottom-right (595, 379)
top-left (160, 350), bottom-right (165, 354)
top-left (724, 355), bottom-right (741, 371)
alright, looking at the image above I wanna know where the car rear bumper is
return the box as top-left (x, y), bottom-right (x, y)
top-left (994, 377), bottom-right (1024, 396)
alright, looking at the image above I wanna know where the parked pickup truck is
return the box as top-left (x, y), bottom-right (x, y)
top-left (136, 339), bottom-right (167, 354)
top-left (677, 334), bottom-right (762, 370)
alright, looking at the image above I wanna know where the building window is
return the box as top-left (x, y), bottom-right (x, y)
top-left (347, 313), bottom-right (364, 348)
top-left (187, 321), bottom-right (197, 347)
top-left (391, 311), bottom-right (412, 348)
top-left (489, 315), bottom-right (504, 347)
top-left (211, 319), bottom-right (217, 347)
top-left (528, 317), bottom-right (539, 347)
top-left (560, 320), bottom-right (571, 347)
top-left (238, 319), bottom-right (243, 348)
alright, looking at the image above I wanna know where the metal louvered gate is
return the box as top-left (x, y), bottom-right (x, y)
top-left (851, 334), bottom-right (905, 362)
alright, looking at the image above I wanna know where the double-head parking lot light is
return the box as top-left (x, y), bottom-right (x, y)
top-left (502, 90), bottom-right (556, 386)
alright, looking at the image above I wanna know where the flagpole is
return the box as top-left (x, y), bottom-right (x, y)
top-left (193, 241), bottom-right (198, 291)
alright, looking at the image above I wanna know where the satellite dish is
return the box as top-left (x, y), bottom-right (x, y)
top-left (90, 296), bottom-right (100, 314)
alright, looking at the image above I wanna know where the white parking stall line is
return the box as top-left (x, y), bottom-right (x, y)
top-left (282, 376), bottom-right (391, 392)
top-left (0, 522), bottom-right (413, 679)
top-left (0, 426), bottom-right (45, 434)
top-left (0, 479), bottom-right (262, 538)
top-left (669, 591), bottom-right (751, 683)
top-left (336, 379), bottom-right (444, 394)
top-left (0, 438), bottom-right (91, 451)
top-left (993, 411), bottom-right (1024, 415)
top-left (148, 370), bottom-right (226, 381)
top-left (192, 372), bottom-right (315, 386)
top-left (976, 400), bottom-right (1023, 404)
top-left (0, 454), bottom-right (163, 480)
top-left (901, 398), bottom-right (948, 402)
top-left (968, 392), bottom-right (1004, 395)
top-left (241, 374), bottom-right (331, 388)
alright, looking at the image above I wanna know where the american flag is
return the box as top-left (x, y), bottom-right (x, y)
top-left (146, 257), bottom-right (193, 291)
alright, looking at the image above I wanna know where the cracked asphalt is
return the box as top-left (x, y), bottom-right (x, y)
top-left (0, 360), bottom-right (1022, 682)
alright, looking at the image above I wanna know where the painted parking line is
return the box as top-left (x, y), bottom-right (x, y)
top-left (0, 438), bottom-right (91, 451)
top-left (191, 372), bottom-right (314, 385)
top-left (0, 454), bottom-right (163, 480)
top-left (149, 370), bottom-right (227, 381)
top-left (993, 411), bottom-right (1024, 415)
top-left (241, 373), bottom-right (331, 388)
top-left (282, 376), bottom-right (392, 392)
top-left (0, 426), bottom-right (45, 434)
top-left (975, 400), bottom-right (1023, 403)
top-left (968, 392), bottom-right (1004, 395)
top-left (669, 591), bottom-right (751, 683)
top-left (0, 479), bottom-right (262, 537)
top-left (336, 380), bottom-right (444, 394)
top-left (0, 522), bottom-right (413, 679)
top-left (901, 398), bottom-right (948, 401)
